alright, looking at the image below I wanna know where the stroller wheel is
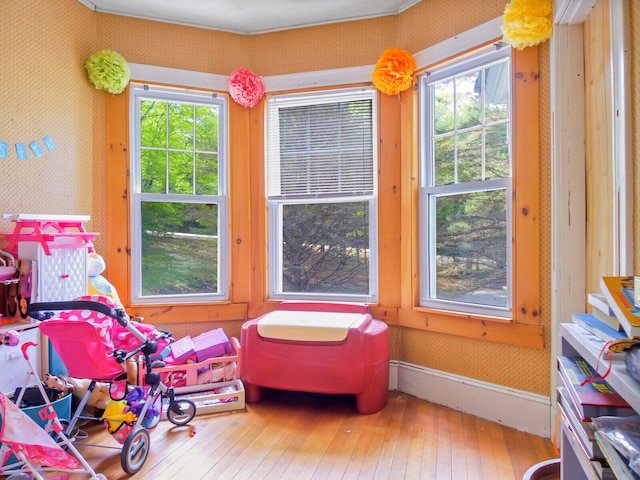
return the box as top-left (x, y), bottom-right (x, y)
top-left (121, 427), bottom-right (150, 475)
top-left (167, 399), bottom-right (196, 426)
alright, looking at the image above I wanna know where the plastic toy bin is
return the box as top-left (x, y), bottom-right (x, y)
top-left (5, 392), bottom-right (72, 428)
top-left (1, 393), bottom-right (72, 466)
top-left (140, 337), bottom-right (241, 395)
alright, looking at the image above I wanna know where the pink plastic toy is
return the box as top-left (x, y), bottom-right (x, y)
top-left (27, 297), bottom-right (197, 475)
top-left (0, 330), bottom-right (19, 346)
top-left (241, 302), bottom-right (389, 414)
top-left (142, 337), bottom-right (240, 392)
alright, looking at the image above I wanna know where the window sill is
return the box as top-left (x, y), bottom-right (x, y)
top-left (392, 306), bottom-right (544, 349)
top-left (126, 302), bottom-right (248, 325)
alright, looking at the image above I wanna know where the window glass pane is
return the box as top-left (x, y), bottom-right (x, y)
top-left (168, 151), bottom-right (193, 194)
top-left (282, 202), bottom-right (369, 295)
top-left (456, 70), bottom-right (481, 130)
top-left (484, 62), bottom-right (510, 122)
top-left (432, 189), bottom-right (507, 308)
top-left (457, 130), bottom-right (482, 183)
top-left (433, 79), bottom-right (454, 135)
top-left (139, 100), bottom-right (166, 149)
top-left (168, 103), bottom-right (194, 150)
top-left (485, 124), bottom-right (510, 179)
top-left (434, 135), bottom-right (455, 185)
top-left (140, 202), bottom-right (218, 296)
top-left (195, 105), bottom-right (219, 152)
top-left (195, 153), bottom-right (218, 195)
top-left (141, 149), bottom-right (166, 194)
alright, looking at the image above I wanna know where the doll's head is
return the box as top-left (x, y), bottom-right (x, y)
top-left (87, 252), bottom-right (106, 277)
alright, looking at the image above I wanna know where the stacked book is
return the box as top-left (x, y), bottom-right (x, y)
top-left (599, 276), bottom-right (640, 338)
top-left (569, 290), bottom-right (626, 344)
top-left (558, 355), bottom-right (633, 479)
top-left (563, 276), bottom-right (640, 479)
top-left (570, 275), bottom-right (640, 344)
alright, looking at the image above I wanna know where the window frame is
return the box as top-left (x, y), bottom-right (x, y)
top-left (129, 83), bottom-right (230, 305)
top-left (265, 87), bottom-right (379, 303)
top-left (418, 45), bottom-right (513, 318)
top-left (394, 41), bottom-right (541, 345)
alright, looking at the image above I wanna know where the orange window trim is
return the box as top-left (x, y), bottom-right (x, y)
top-left (390, 46), bottom-right (543, 349)
top-left (105, 87), bottom-right (251, 324)
top-left (106, 46), bottom-right (541, 348)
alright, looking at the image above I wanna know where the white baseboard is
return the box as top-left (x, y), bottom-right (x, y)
top-left (389, 361), bottom-right (552, 438)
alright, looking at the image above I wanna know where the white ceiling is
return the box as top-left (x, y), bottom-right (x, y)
top-left (77, 0), bottom-right (423, 35)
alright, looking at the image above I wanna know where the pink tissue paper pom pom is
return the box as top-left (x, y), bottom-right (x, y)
top-left (228, 68), bottom-right (265, 108)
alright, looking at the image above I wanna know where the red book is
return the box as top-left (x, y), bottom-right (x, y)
top-left (557, 356), bottom-right (634, 421)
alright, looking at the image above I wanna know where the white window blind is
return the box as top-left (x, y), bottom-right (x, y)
top-left (266, 89), bottom-right (375, 198)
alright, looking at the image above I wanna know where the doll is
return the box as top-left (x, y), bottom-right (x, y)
top-left (87, 252), bottom-right (123, 308)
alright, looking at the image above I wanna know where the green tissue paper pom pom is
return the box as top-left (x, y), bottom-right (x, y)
top-left (85, 50), bottom-right (131, 94)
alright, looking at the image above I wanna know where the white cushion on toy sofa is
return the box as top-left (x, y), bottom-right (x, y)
top-left (257, 310), bottom-right (368, 342)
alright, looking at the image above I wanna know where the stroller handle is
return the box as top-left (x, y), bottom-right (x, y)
top-left (28, 300), bottom-right (123, 321)
top-left (27, 300), bottom-right (156, 351)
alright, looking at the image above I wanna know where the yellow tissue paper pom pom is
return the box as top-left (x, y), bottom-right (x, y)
top-left (501, 0), bottom-right (553, 50)
top-left (85, 50), bottom-right (131, 94)
top-left (372, 48), bottom-right (416, 96)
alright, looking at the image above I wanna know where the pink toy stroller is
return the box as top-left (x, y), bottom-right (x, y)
top-left (0, 331), bottom-right (106, 479)
top-left (27, 296), bottom-right (197, 475)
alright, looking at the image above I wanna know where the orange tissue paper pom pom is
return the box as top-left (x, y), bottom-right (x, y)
top-left (372, 48), bottom-right (416, 96)
top-left (501, 0), bottom-right (553, 50)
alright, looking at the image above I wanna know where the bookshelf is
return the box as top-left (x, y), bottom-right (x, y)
top-left (559, 322), bottom-right (640, 479)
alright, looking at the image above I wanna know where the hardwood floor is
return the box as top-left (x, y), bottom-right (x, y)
top-left (62, 390), bottom-right (557, 480)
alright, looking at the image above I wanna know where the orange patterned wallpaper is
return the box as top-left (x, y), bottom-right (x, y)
top-left (0, 0), bottom-right (104, 246)
top-left (94, 0), bottom-right (506, 76)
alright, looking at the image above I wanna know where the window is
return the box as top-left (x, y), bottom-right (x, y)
top-left (130, 85), bottom-right (228, 304)
top-left (419, 46), bottom-right (512, 318)
top-left (266, 88), bottom-right (378, 302)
